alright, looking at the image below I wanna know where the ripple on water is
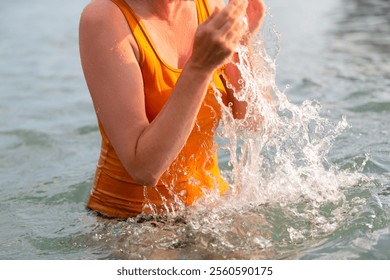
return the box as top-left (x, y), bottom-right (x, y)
top-left (76, 125), bottom-right (99, 136)
top-left (343, 90), bottom-right (376, 101)
top-left (0, 129), bottom-right (52, 148)
top-left (8, 179), bottom-right (92, 207)
top-left (347, 101), bottom-right (390, 113)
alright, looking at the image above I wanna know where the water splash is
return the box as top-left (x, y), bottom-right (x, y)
top-left (182, 16), bottom-right (368, 249)
top-left (213, 34), bottom-right (353, 209)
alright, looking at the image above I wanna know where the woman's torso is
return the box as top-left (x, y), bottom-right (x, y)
top-left (87, 0), bottom-right (229, 218)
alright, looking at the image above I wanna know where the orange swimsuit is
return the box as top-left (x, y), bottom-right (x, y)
top-left (87, 0), bottom-right (229, 218)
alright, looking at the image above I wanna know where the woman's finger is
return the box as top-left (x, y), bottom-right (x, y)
top-left (209, 0), bottom-right (248, 30)
top-left (223, 16), bottom-right (247, 43)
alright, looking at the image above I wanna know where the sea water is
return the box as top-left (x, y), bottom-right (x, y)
top-left (1, 0), bottom-right (390, 260)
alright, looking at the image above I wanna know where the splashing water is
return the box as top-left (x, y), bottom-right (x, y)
top-left (202, 24), bottom-right (370, 246)
top-left (86, 15), bottom-right (371, 259)
top-left (215, 40), bottom-right (351, 208)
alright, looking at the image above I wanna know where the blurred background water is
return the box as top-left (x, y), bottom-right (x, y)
top-left (0, 0), bottom-right (389, 259)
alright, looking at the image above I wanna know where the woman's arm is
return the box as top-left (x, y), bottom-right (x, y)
top-left (79, 0), bottom-right (248, 186)
top-left (210, 0), bottom-right (267, 119)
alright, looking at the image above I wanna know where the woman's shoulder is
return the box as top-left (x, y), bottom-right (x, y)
top-left (79, 1), bottom-right (140, 63)
top-left (80, 0), bottom-right (127, 29)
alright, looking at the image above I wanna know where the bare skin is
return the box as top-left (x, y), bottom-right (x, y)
top-left (79, 0), bottom-right (265, 186)
top-left (211, 0), bottom-right (266, 119)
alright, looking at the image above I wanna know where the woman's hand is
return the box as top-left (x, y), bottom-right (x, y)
top-left (187, 0), bottom-right (249, 74)
top-left (221, 0), bottom-right (267, 119)
top-left (244, 0), bottom-right (266, 38)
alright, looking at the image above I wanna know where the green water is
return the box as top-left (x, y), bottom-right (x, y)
top-left (0, 0), bottom-right (389, 259)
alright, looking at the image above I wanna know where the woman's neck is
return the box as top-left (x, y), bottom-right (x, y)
top-left (126, 0), bottom-right (197, 68)
top-left (128, 0), bottom-right (190, 23)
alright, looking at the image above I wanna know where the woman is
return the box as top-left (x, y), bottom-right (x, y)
top-left (79, 0), bottom-right (265, 218)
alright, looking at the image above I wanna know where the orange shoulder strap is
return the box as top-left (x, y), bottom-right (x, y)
top-left (110, 0), bottom-right (148, 64)
top-left (196, 0), bottom-right (212, 23)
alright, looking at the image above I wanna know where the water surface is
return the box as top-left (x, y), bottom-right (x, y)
top-left (0, 0), bottom-right (389, 259)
